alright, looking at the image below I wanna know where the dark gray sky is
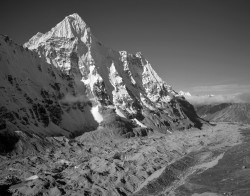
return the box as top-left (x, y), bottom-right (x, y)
top-left (1, 0), bottom-right (249, 95)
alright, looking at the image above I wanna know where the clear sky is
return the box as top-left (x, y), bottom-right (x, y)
top-left (1, 0), bottom-right (249, 96)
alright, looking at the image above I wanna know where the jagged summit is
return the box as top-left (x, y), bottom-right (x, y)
top-left (52, 13), bottom-right (88, 38)
top-left (24, 13), bottom-right (90, 49)
top-left (67, 13), bottom-right (86, 23)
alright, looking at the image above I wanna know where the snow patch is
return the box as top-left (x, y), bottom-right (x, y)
top-left (25, 175), bottom-right (39, 181)
top-left (91, 105), bottom-right (103, 123)
top-left (133, 118), bottom-right (147, 128)
top-left (115, 107), bottom-right (127, 118)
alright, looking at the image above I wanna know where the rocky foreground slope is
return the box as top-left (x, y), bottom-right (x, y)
top-left (0, 122), bottom-right (247, 196)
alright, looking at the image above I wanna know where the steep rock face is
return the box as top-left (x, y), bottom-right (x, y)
top-left (0, 34), bottom-right (99, 155)
top-left (24, 13), bottom-right (202, 132)
top-left (196, 103), bottom-right (250, 124)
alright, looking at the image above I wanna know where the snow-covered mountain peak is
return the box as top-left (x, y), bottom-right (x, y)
top-left (23, 14), bottom-right (177, 109)
top-left (21, 13), bottom-right (203, 133)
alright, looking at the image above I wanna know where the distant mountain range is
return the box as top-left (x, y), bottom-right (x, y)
top-left (196, 103), bottom-right (250, 124)
top-left (178, 91), bottom-right (250, 124)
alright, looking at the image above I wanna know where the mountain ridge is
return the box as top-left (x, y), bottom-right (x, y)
top-left (23, 13), bottom-right (202, 132)
top-left (0, 13), bottom-right (203, 155)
